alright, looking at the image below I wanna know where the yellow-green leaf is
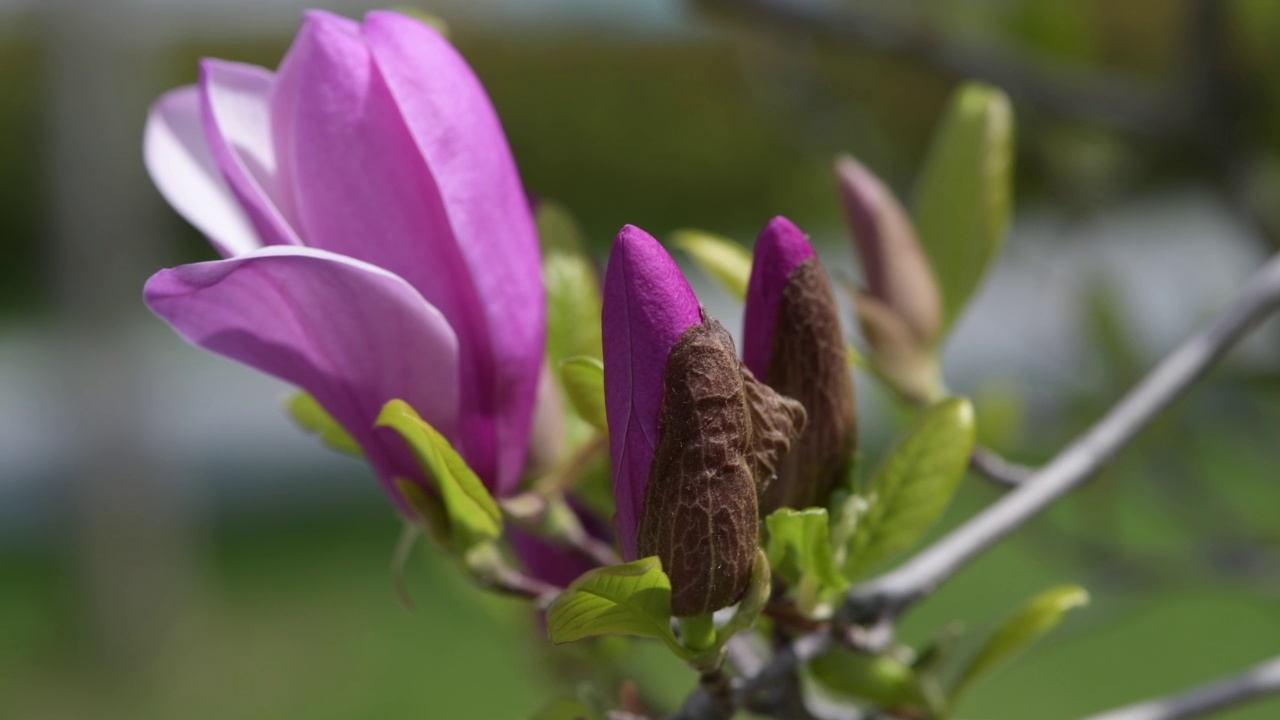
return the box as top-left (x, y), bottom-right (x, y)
top-left (376, 400), bottom-right (501, 550)
top-left (911, 82), bottom-right (1014, 333)
top-left (285, 392), bottom-right (362, 457)
top-left (952, 585), bottom-right (1089, 701)
top-left (843, 398), bottom-right (975, 579)
top-left (539, 202), bottom-right (603, 366)
top-left (671, 228), bottom-right (753, 300)
top-left (809, 647), bottom-right (922, 708)
top-left (560, 356), bottom-right (607, 432)
top-left (766, 508), bottom-right (847, 591)
top-left (547, 557), bottom-right (689, 658)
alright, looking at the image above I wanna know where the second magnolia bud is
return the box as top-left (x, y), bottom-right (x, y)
top-left (744, 217), bottom-right (858, 513)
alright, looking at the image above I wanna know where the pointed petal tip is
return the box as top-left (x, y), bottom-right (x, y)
top-left (744, 217), bottom-right (818, 377)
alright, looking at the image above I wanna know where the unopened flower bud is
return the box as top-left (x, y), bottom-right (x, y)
top-left (603, 226), bottom-right (805, 616)
top-left (835, 154), bottom-right (942, 347)
top-left (743, 217), bottom-right (857, 513)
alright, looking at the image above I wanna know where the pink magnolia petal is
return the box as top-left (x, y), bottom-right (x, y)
top-left (144, 245), bottom-right (459, 506)
top-left (364, 9), bottom-right (544, 497)
top-left (270, 10), bottom-right (541, 494)
top-left (743, 216), bottom-right (817, 378)
top-left (144, 86), bottom-right (259, 257)
top-left (602, 225), bottom-right (701, 560)
top-left (198, 59), bottom-right (301, 247)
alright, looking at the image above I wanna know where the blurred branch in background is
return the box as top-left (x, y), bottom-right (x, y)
top-left (1083, 655), bottom-right (1280, 720)
top-left (43, 0), bottom-right (192, 674)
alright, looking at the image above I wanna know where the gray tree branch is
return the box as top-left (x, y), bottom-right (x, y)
top-left (691, 0), bottom-right (1186, 137)
top-left (845, 251), bottom-right (1280, 622)
top-left (1082, 655), bottom-right (1280, 720)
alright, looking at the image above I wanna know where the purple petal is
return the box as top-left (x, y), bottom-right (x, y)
top-left (144, 246), bottom-right (460, 508)
top-left (144, 86), bottom-right (260, 257)
top-left (510, 503), bottom-right (611, 588)
top-left (743, 216), bottom-right (817, 378)
top-left (270, 10), bottom-right (543, 494)
top-left (602, 225), bottom-right (701, 560)
top-left (198, 59), bottom-right (301, 247)
top-left (365, 9), bottom-right (544, 497)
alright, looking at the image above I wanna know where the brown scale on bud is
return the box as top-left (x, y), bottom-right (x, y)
top-left (761, 258), bottom-right (857, 513)
top-left (638, 312), bottom-right (806, 616)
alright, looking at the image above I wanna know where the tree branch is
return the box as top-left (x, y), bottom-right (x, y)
top-left (1082, 655), bottom-right (1280, 720)
top-left (844, 251), bottom-right (1280, 622)
top-left (691, 0), bottom-right (1186, 137)
top-left (969, 445), bottom-right (1035, 487)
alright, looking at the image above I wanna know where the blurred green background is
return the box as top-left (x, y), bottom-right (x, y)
top-left (3, 0), bottom-right (1280, 718)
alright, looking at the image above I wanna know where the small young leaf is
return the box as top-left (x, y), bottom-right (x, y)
top-left (765, 508), bottom-right (847, 591)
top-left (911, 82), bottom-right (1014, 333)
top-left (809, 647), bottom-right (923, 708)
top-left (560, 356), bottom-right (608, 432)
top-left (539, 202), bottom-right (603, 366)
top-left (952, 585), bottom-right (1089, 701)
top-left (671, 228), bottom-right (753, 300)
top-left (843, 398), bottom-right (975, 579)
top-left (376, 400), bottom-right (502, 550)
top-left (715, 548), bottom-right (772, 644)
top-left (546, 557), bottom-right (690, 659)
top-left (285, 392), bottom-right (362, 457)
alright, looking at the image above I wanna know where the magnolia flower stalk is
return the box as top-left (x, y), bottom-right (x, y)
top-left (602, 226), bottom-right (805, 616)
top-left (143, 10), bottom-right (544, 503)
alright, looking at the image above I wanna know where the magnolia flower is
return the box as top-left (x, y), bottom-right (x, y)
top-left (602, 226), bottom-right (804, 616)
top-left (743, 216), bottom-right (856, 512)
top-left (835, 155), bottom-right (944, 402)
top-left (142, 10), bottom-right (544, 504)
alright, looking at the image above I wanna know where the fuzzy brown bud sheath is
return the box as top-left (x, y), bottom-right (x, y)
top-left (743, 217), bottom-right (857, 513)
top-left (639, 312), bottom-right (806, 616)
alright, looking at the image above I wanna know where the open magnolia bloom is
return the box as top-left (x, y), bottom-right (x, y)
top-left (142, 10), bottom-right (544, 504)
top-left (602, 226), bottom-right (806, 616)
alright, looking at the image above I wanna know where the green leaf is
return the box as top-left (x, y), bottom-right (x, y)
top-left (714, 548), bottom-right (772, 645)
top-left (538, 202), bottom-right (603, 366)
top-left (911, 82), bottom-right (1014, 333)
top-left (671, 228), bottom-right (753, 300)
top-left (547, 556), bottom-right (690, 659)
top-left (375, 400), bottom-right (502, 550)
top-left (952, 585), bottom-right (1089, 701)
top-left (843, 398), bottom-right (975, 579)
top-left (765, 508), bottom-right (847, 591)
top-left (285, 392), bottom-right (362, 457)
top-left (809, 647), bottom-right (922, 708)
top-left (560, 356), bottom-right (608, 432)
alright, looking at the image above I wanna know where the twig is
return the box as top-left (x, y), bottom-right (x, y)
top-left (969, 445), bottom-right (1035, 487)
top-left (844, 252), bottom-right (1280, 623)
top-left (691, 0), bottom-right (1185, 137)
top-left (1081, 655), bottom-right (1280, 720)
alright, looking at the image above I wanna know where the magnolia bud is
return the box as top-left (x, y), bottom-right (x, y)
top-left (640, 312), bottom-right (804, 616)
top-left (743, 217), bottom-right (857, 512)
top-left (603, 226), bottom-right (805, 616)
top-left (835, 154), bottom-right (942, 347)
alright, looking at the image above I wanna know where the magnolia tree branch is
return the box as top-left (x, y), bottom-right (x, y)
top-left (969, 446), bottom-right (1035, 487)
top-left (670, 251), bottom-right (1280, 717)
top-left (691, 0), bottom-right (1184, 137)
top-left (1082, 655), bottom-right (1280, 720)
